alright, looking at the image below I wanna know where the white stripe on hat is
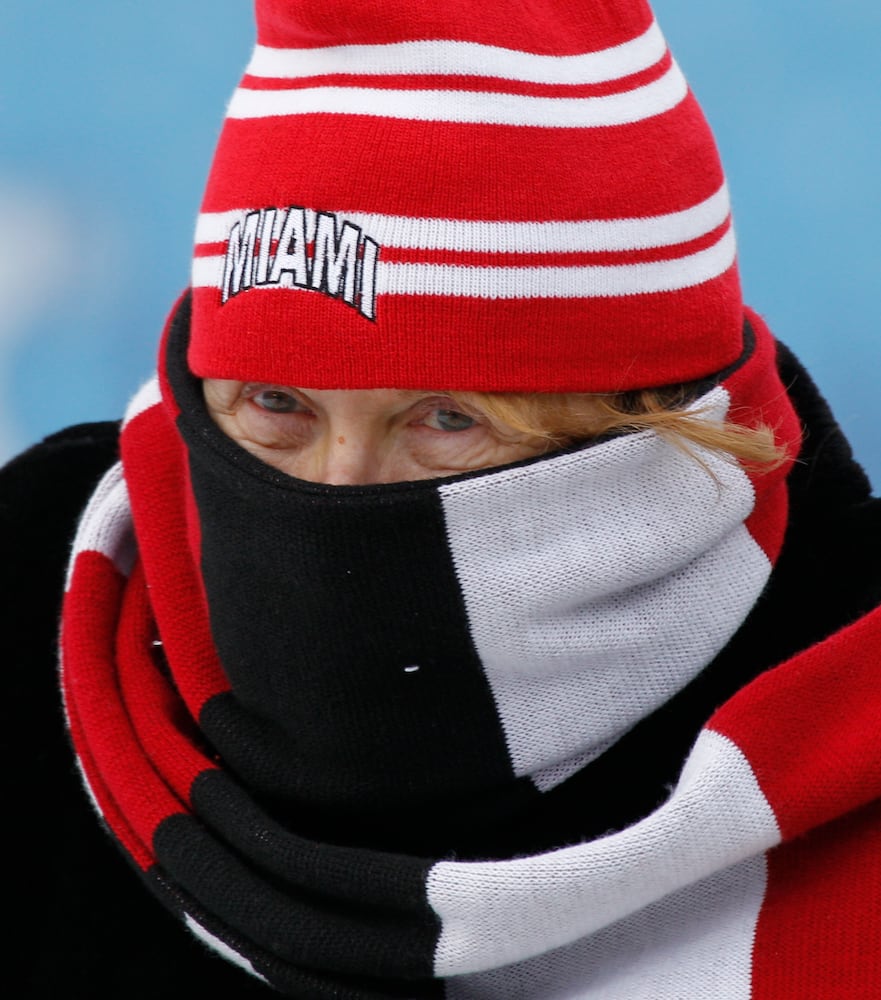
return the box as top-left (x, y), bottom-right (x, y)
top-left (346, 185), bottom-right (730, 252)
top-left (194, 183), bottom-right (730, 254)
top-left (191, 225), bottom-right (735, 298)
top-left (226, 60), bottom-right (688, 127)
top-left (246, 20), bottom-right (667, 86)
top-left (191, 255), bottom-right (226, 289)
top-left (378, 227), bottom-right (735, 297)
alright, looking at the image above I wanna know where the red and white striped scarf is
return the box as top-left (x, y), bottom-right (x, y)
top-left (60, 299), bottom-right (881, 997)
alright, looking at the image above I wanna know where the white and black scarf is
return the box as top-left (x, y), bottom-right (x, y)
top-left (60, 296), bottom-right (881, 997)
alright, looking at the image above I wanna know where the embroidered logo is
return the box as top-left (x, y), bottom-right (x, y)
top-left (221, 207), bottom-right (380, 320)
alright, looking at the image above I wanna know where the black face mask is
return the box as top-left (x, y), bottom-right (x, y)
top-left (169, 333), bottom-right (558, 859)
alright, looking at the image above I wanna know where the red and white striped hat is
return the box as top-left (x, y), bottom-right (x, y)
top-left (189, 0), bottom-right (743, 393)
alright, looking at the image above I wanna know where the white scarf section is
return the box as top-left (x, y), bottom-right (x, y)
top-left (436, 383), bottom-right (771, 792)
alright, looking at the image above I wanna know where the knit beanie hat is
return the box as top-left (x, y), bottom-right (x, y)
top-left (189, 0), bottom-right (742, 393)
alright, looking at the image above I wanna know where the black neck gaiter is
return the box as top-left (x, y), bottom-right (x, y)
top-left (171, 351), bottom-right (547, 856)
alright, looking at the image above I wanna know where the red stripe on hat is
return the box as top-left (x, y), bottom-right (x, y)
top-left (194, 241), bottom-right (226, 258)
top-left (199, 95), bottom-right (722, 223)
top-left (377, 221), bottom-right (730, 268)
top-left (256, 0), bottom-right (656, 54)
top-left (238, 50), bottom-right (673, 99)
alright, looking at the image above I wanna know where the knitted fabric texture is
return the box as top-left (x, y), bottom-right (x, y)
top-left (189, 0), bottom-right (742, 392)
top-left (58, 298), bottom-right (881, 997)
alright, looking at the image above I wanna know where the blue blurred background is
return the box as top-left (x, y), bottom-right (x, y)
top-left (1, 1), bottom-right (879, 484)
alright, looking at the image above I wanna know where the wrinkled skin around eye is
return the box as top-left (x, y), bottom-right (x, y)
top-left (203, 380), bottom-right (547, 484)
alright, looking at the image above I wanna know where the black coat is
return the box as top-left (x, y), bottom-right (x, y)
top-left (4, 346), bottom-right (881, 997)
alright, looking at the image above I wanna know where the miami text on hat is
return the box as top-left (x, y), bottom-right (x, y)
top-left (221, 207), bottom-right (380, 320)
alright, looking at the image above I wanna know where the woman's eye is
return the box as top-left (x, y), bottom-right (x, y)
top-left (250, 388), bottom-right (306, 414)
top-left (425, 408), bottom-right (476, 432)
